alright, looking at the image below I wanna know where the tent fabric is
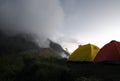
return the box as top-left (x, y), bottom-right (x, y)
top-left (68, 44), bottom-right (100, 62)
top-left (94, 40), bottom-right (120, 63)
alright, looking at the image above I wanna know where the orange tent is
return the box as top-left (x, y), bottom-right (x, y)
top-left (94, 40), bottom-right (120, 63)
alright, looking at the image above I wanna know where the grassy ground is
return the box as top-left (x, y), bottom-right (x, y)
top-left (67, 62), bottom-right (120, 81)
top-left (0, 53), bottom-right (120, 81)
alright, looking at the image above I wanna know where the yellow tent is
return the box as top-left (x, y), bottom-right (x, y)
top-left (68, 44), bottom-right (100, 62)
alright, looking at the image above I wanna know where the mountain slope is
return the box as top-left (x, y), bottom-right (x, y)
top-left (0, 31), bottom-right (69, 58)
top-left (49, 39), bottom-right (70, 57)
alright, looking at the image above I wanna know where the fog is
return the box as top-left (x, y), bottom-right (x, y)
top-left (0, 0), bottom-right (64, 47)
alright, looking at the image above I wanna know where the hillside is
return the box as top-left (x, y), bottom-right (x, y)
top-left (0, 32), bottom-right (40, 54)
top-left (0, 31), bottom-right (69, 58)
top-left (49, 39), bottom-right (70, 57)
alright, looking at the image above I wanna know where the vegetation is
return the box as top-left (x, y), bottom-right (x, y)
top-left (0, 53), bottom-right (72, 81)
top-left (0, 53), bottom-right (114, 81)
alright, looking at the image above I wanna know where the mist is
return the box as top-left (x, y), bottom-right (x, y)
top-left (0, 0), bottom-right (64, 47)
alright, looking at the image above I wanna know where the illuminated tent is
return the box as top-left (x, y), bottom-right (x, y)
top-left (68, 44), bottom-right (100, 62)
top-left (94, 40), bottom-right (120, 63)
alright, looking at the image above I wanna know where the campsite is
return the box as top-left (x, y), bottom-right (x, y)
top-left (1, 0), bottom-right (120, 81)
top-left (0, 32), bottom-right (120, 81)
top-left (67, 40), bottom-right (120, 81)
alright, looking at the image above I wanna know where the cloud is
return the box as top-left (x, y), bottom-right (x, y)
top-left (0, 0), bottom-right (64, 47)
top-left (51, 33), bottom-right (82, 53)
